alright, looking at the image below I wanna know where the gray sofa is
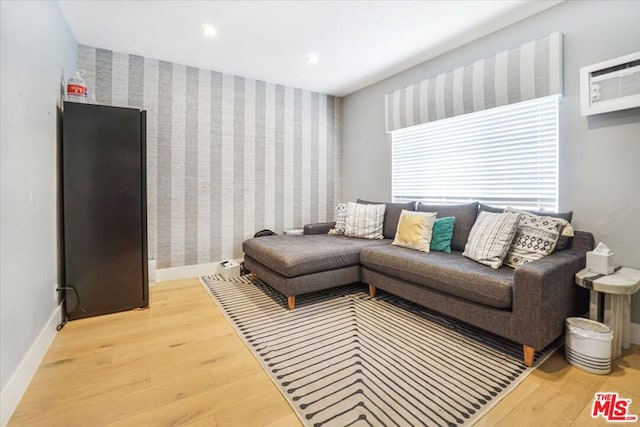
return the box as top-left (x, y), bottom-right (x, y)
top-left (242, 201), bottom-right (592, 366)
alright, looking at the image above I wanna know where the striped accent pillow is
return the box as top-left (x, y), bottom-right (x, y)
top-left (344, 202), bottom-right (385, 239)
top-left (463, 211), bottom-right (521, 269)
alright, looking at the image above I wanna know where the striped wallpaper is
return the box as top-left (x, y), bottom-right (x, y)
top-left (78, 45), bottom-right (342, 269)
top-left (385, 32), bottom-right (563, 132)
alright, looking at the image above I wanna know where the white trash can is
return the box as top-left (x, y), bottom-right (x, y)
top-left (565, 317), bottom-right (613, 375)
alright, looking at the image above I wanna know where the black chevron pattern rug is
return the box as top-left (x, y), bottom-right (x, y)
top-left (199, 274), bottom-right (557, 427)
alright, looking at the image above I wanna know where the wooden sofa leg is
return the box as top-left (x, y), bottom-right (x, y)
top-left (249, 272), bottom-right (256, 281)
top-left (287, 295), bottom-right (295, 311)
top-left (523, 345), bottom-right (535, 367)
top-left (368, 284), bottom-right (376, 298)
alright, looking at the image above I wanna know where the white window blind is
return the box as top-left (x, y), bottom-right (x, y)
top-left (392, 94), bottom-right (560, 211)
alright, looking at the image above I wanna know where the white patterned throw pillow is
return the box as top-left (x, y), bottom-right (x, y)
top-left (503, 208), bottom-right (568, 268)
top-left (329, 203), bottom-right (348, 234)
top-left (344, 202), bottom-right (385, 239)
top-left (463, 211), bottom-right (521, 269)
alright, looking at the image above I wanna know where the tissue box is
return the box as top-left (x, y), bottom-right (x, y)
top-left (219, 260), bottom-right (241, 280)
top-left (586, 251), bottom-right (615, 275)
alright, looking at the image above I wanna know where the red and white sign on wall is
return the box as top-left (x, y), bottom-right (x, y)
top-left (592, 392), bottom-right (638, 423)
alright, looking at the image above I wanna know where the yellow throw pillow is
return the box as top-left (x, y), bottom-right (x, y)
top-left (392, 210), bottom-right (437, 252)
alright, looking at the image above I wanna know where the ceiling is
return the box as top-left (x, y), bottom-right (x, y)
top-left (58, 0), bottom-right (561, 97)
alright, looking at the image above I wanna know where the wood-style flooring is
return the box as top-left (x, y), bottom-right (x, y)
top-left (8, 278), bottom-right (640, 426)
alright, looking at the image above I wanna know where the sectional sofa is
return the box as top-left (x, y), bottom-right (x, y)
top-left (242, 201), bottom-right (592, 366)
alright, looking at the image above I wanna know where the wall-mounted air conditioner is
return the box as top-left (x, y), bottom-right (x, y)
top-left (580, 51), bottom-right (640, 116)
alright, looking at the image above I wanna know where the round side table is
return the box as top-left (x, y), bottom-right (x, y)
top-left (575, 267), bottom-right (640, 360)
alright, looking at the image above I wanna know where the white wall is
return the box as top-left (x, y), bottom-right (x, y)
top-left (1, 0), bottom-right (77, 398)
top-left (342, 1), bottom-right (640, 321)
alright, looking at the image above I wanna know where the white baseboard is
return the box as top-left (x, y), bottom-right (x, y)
top-left (1, 304), bottom-right (62, 427)
top-left (155, 258), bottom-right (243, 282)
top-left (148, 259), bottom-right (156, 283)
top-left (632, 322), bottom-right (640, 346)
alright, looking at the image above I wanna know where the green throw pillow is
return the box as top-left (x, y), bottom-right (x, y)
top-left (430, 217), bottom-right (456, 253)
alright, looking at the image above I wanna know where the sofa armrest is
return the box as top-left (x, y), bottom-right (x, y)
top-left (512, 250), bottom-right (588, 349)
top-left (569, 230), bottom-right (595, 253)
top-left (303, 222), bottom-right (336, 235)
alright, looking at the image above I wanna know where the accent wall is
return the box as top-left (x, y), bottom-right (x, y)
top-left (78, 45), bottom-right (342, 268)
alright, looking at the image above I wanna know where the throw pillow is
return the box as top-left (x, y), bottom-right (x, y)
top-left (503, 208), bottom-right (568, 268)
top-left (392, 210), bottom-right (437, 252)
top-left (357, 199), bottom-right (416, 239)
top-left (329, 203), bottom-right (348, 234)
top-left (463, 211), bottom-right (521, 269)
top-left (344, 202), bottom-right (386, 239)
top-left (478, 203), bottom-right (574, 250)
top-left (430, 216), bottom-right (456, 253)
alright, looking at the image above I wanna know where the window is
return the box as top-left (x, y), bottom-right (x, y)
top-left (392, 94), bottom-right (560, 211)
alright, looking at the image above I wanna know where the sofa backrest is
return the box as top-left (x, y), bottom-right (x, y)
top-left (357, 199), bottom-right (416, 239)
top-left (416, 202), bottom-right (479, 251)
top-left (352, 199), bottom-right (591, 254)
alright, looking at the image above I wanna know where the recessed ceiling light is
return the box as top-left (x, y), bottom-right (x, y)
top-left (202, 24), bottom-right (217, 37)
top-left (306, 54), bottom-right (319, 64)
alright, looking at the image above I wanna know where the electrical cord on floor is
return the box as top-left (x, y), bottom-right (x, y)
top-left (56, 286), bottom-right (79, 331)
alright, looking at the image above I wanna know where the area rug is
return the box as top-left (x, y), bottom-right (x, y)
top-left (199, 274), bottom-right (558, 427)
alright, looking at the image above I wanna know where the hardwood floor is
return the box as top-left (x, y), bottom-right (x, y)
top-left (9, 278), bottom-right (640, 426)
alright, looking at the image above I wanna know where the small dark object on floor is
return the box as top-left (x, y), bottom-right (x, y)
top-left (254, 229), bottom-right (277, 237)
top-left (240, 261), bottom-right (250, 276)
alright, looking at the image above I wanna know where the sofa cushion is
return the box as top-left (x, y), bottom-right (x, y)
top-left (392, 210), bottom-right (436, 252)
top-left (243, 234), bottom-right (391, 278)
top-left (479, 203), bottom-right (574, 250)
top-left (416, 202), bottom-right (479, 251)
top-left (360, 245), bottom-right (514, 309)
top-left (357, 199), bottom-right (416, 239)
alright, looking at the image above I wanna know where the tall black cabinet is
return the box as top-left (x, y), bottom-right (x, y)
top-left (62, 102), bottom-right (148, 320)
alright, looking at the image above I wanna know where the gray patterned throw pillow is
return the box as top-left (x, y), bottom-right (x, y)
top-left (463, 211), bottom-right (521, 269)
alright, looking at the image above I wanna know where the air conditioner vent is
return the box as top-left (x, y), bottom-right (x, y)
top-left (580, 52), bottom-right (640, 116)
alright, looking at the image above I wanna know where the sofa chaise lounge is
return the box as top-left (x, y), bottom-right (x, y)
top-left (242, 201), bottom-right (592, 366)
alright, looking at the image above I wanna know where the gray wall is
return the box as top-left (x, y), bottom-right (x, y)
top-left (342, 1), bottom-right (640, 322)
top-left (0, 1), bottom-right (77, 391)
top-left (78, 46), bottom-right (342, 268)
